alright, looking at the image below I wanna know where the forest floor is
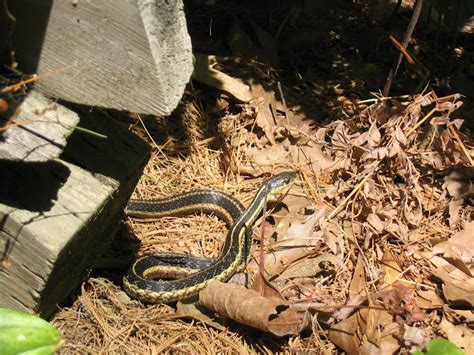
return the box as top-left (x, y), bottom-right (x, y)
top-left (52, 1), bottom-right (473, 353)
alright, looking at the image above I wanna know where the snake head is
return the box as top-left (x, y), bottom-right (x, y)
top-left (266, 171), bottom-right (297, 197)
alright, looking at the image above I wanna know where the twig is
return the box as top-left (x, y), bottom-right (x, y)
top-left (277, 81), bottom-right (290, 125)
top-left (1, 68), bottom-right (65, 93)
top-left (448, 124), bottom-right (474, 166)
top-left (388, 35), bottom-right (416, 65)
top-left (383, 0), bottom-right (424, 96)
top-left (406, 107), bottom-right (437, 136)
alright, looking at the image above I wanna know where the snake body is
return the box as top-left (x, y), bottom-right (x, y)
top-left (123, 171), bottom-right (296, 303)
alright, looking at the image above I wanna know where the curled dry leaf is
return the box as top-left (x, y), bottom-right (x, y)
top-left (250, 210), bottom-right (326, 278)
top-left (193, 54), bottom-right (252, 102)
top-left (433, 221), bottom-right (474, 276)
top-left (175, 297), bottom-right (225, 331)
top-left (427, 221), bottom-right (474, 306)
top-left (199, 281), bottom-right (306, 337)
top-left (435, 94), bottom-right (463, 112)
top-left (429, 255), bottom-right (474, 307)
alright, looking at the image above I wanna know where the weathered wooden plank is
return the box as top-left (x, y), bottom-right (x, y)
top-left (8, 0), bottom-right (193, 116)
top-left (0, 91), bottom-right (150, 317)
top-left (0, 91), bottom-right (78, 161)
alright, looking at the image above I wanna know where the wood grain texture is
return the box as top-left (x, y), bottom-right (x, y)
top-left (9, 0), bottom-right (193, 115)
top-left (0, 91), bottom-right (79, 161)
top-left (0, 91), bottom-right (150, 317)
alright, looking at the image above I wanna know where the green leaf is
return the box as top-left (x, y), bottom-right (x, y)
top-left (425, 338), bottom-right (464, 355)
top-left (0, 308), bottom-right (63, 355)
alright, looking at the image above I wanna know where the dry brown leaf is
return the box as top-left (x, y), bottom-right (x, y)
top-left (199, 281), bottom-right (305, 336)
top-left (381, 249), bottom-right (405, 287)
top-left (175, 297), bottom-right (225, 331)
top-left (448, 199), bottom-right (463, 229)
top-left (193, 54), bottom-right (252, 102)
top-left (403, 325), bottom-right (428, 349)
top-left (329, 294), bottom-right (366, 323)
top-left (251, 271), bottom-right (285, 300)
top-left (367, 212), bottom-right (387, 233)
top-left (320, 218), bottom-right (355, 255)
top-left (364, 310), bottom-right (401, 355)
top-left (429, 255), bottom-right (474, 307)
top-left (242, 141), bottom-right (339, 177)
top-left (329, 253), bottom-right (404, 353)
top-left (329, 262), bottom-right (403, 354)
top-left (273, 194), bottom-right (316, 234)
top-left (276, 254), bottom-right (343, 280)
top-left (433, 221), bottom-right (474, 276)
top-left (449, 308), bottom-right (474, 322)
top-left (331, 307), bottom-right (402, 355)
top-left (443, 166), bottom-right (474, 199)
top-left (250, 82), bottom-right (277, 145)
top-left (415, 290), bottom-right (443, 309)
top-left (442, 279), bottom-right (474, 307)
top-left (351, 254), bottom-right (366, 294)
top-left (330, 121), bottom-right (357, 151)
top-left (328, 309), bottom-right (362, 355)
top-left (395, 125), bottom-right (408, 146)
top-left (367, 121), bottom-right (382, 147)
top-left (328, 256), bottom-right (366, 354)
top-left (251, 210), bottom-right (325, 278)
top-left (378, 285), bottom-right (427, 324)
top-left (439, 317), bottom-right (474, 354)
top-left (259, 196), bottom-right (316, 251)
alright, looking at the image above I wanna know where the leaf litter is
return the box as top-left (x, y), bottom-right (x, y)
top-left (52, 75), bottom-right (473, 353)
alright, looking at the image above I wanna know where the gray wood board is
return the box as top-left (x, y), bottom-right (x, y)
top-left (9, 0), bottom-right (193, 116)
top-left (0, 91), bottom-right (78, 162)
top-left (0, 91), bottom-right (150, 317)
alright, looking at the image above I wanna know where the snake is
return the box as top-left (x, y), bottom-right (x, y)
top-left (123, 171), bottom-right (297, 303)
